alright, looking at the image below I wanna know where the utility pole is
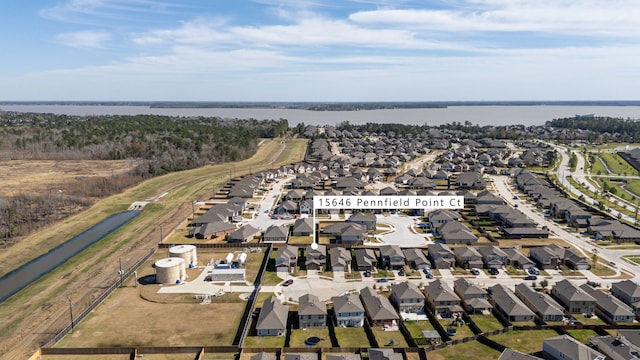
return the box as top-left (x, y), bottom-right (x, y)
top-left (68, 298), bottom-right (74, 332)
top-left (118, 258), bottom-right (124, 287)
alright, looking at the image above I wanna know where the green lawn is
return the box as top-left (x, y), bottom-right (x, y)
top-left (437, 318), bottom-right (475, 339)
top-left (490, 329), bottom-right (560, 355)
top-left (404, 319), bottom-right (437, 339)
top-left (372, 327), bottom-right (406, 347)
top-left (624, 255), bottom-right (640, 264)
top-left (333, 327), bottom-right (371, 348)
top-left (566, 329), bottom-right (599, 344)
top-left (289, 327), bottom-right (330, 348)
top-left (590, 263), bottom-right (616, 277)
top-left (468, 314), bottom-right (505, 333)
top-left (243, 334), bottom-right (286, 348)
top-left (573, 314), bottom-right (607, 326)
top-left (600, 153), bottom-right (639, 176)
top-left (426, 340), bottom-right (501, 360)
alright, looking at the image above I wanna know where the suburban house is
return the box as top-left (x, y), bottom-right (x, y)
top-left (453, 278), bottom-right (491, 314)
top-left (488, 284), bottom-right (535, 323)
top-left (256, 296), bottom-right (289, 336)
top-left (379, 245), bottom-right (405, 270)
top-left (543, 335), bottom-right (605, 360)
top-left (403, 248), bottom-right (430, 270)
top-left (292, 218), bottom-right (314, 236)
top-left (529, 246), bottom-right (560, 269)
top-left (298, 294), bottom-right (327, 329)
top-left (497, 349), bottom-right (541, 360)
top-left (263, 224), bottom-right (289, 243)
top-left (453, 247), bottom-right (483, 270)
top-left (305, 244), bottom-right (327, 271)
top-left (331, 293), bottom-right (365, 327)
top-left (226, 224), bottom-right (261, 243)
top-left (514, 283), bottom-right (565, 323)
top-left (477, 246), bottom-right (508, 269)
top-left (368, 348), bottom-right (403, 360)
top-left (327, 355), bottom-right (361, 360)
top-left (579, 284), bottom-right (635, 324)
top-left (389, 281), bottom-right (425, 314)
top-left (427, 243), bottom-right (456, 269)
top-left (610, 279), bottom-right (640, 317)
top-left (503, 247), bottom-right (536, 270)
top-left (330, 247), bottom-right (352, 272)
top-left (591, 334), bottom-right (640, 360)
top-left (551, 279), bottom-right (596, 315)
top-left (456, 172), bottom-right (487, 190)
top-left (322, 222), bottom-right (367, 244)
top-left (348, 212), bottom-right (377, 230)
top-left (354, 248), bottom-right (378, 271)
top-left (250, 352), bottom-right (276, 360)
top-left (193, 222), bottom-right (236, 239)
top-left (275, 245), bottom-right (298, 273)
top-left (438, 221), bottom-right (478, 245)
top-left (428, 209), bottom-right (460, 232)
top-left (359, 286), bottom-right (399, 327)
top-left (424, 280), bottom-right (463, 318)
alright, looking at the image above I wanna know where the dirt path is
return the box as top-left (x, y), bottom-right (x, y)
top-left (0, 138), bottom-right (306, 360)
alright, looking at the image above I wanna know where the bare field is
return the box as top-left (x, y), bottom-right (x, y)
top-left (57, 277), bottom-right (247, 348)
top-left (0, 159), bottom-right (133, 196)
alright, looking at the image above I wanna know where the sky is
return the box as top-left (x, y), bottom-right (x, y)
top-left (1, 0), bottom-right (640, 101)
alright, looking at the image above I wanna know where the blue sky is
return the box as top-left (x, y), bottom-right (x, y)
top-left (1, 0), bottom-right (639, 101)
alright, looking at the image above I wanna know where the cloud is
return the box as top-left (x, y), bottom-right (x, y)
top-left (349, 1), bottom-right (640, 37)
top-left (56, 30), bottom-right (111, 48)
top-left (40, 0), bottom-right (181, 25)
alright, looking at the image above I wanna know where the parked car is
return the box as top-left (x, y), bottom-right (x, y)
top-left (282, 279), bottom-right (293, 286)
top-left (524, 275), bottom-right (537, 280)
top-left (376, 278), bottom-right (388, 283)
top-left (425, 273), bottom-right (433, 279)
top-left (398, 269), bottom-right (405, 276)
top-left (528, 267), bottom-right (540, 275)
top-left (363, 270), bottom-right (371, 277)
top-left (470, 268), bottom-right (481, 275)
top-left (488, 268), bottom-right (499, 275)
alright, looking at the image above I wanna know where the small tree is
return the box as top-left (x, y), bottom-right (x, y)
top-left (540, 279), bottom-right (549, 289)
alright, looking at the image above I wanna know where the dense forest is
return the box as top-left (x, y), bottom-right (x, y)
top-left (0, 111), bottom-right (288, 245)
top-left (547, 116), bottom-right (640, 142)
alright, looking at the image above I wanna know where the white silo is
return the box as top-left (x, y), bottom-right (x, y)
top-left (169, 244), bottom-right (198, 266)
top-left (236, 252), bottom-right (248, 266)
top-left (155, 257), bottom-right (186, 284)
top-left (225, 252), bottom-right (234, 264)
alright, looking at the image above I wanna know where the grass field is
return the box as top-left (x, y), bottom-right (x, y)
top-left (566, 329), bottom-right (600, 344)
top-left (333, 327), bottom-right (371, 347)
top-left (489, 329), bottom-right (560, 355)
top-left (57, 278), bottom-right (246, 347)
top-left (289, 327), bottom-right (331, 348)
top-left (468, 314), bottom-right (504, 333)
top-left (426, 340), bottom-right (501, 360)
top-left (371, 327), bottom-right (406, 347)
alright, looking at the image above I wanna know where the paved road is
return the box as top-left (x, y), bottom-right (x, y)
top-left (491, 174), bottom-right (640, 285)
top-left (375, 214), bottom-right (428, 248)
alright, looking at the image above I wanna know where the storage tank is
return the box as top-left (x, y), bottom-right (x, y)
top-left (236, 252), bottom-right (248, 266)
top-left (155, 257), bottom-right (186, 284)
top-left (225, 252), bottom-right (234, 264)
top-left (169, 244), bottom-right (198, 266)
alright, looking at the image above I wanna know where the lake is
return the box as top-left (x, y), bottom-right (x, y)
top-left (2, 104), bottom-right (640, 126)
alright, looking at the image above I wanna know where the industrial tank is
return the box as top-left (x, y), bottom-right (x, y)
top-left (169, 244), bottom-right (198, 266)
top-left (155, 257), bottom-right (186, 284)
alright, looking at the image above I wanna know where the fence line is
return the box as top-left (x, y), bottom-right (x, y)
top-left (43, 247), bottom-right (157, 348)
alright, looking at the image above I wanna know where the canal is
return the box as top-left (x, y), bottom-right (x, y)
top-left (0, 210), bottom-right (140, 302)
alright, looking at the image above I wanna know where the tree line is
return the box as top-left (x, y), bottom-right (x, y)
top-left (0, 111), bottom-right (289, 247)
top-left (547, 116), bottom-right (640, 142)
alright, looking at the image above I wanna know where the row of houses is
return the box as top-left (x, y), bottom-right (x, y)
top-left (256, 278), bottom-right (640, 338)
top-left (249, 349), bottom-right (401, 360)
top-left (426, 242), bottom-right (588, 272)
top-left (516, 171), bottom-right (640, 242)
top-left (272, 244), bottom-right (429, 273)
